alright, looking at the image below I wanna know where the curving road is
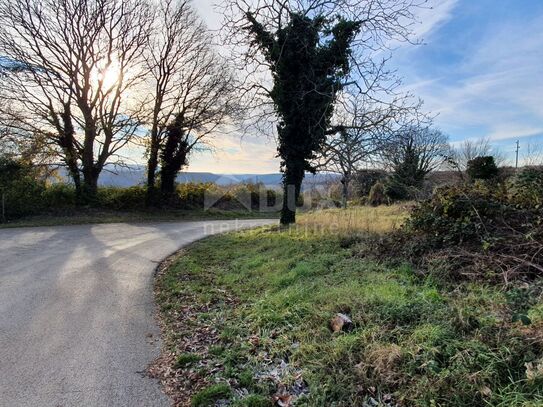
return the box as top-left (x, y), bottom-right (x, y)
top-left (0, 219), bottom-right (274, 407)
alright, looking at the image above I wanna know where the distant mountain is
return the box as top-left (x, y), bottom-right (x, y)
top-left (175, 172), bottom-right (285, 186)
top-left (83, 165), bottom-right (339, 189)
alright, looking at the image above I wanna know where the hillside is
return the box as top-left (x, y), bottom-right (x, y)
top-left (56, 165), bottom-right (339, 189)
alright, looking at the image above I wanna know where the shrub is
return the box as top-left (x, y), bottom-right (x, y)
top-left (2, 177), bottom-right (281, 219)
top-left (362, 179), bottom-right (543, 282)
top-left (41, 184), bottom-right (77, 208)
top-left (383, 177), bottom-right (430, 202)
top-left (176, 182), bottom-right (215, 209)
top-left (407, 183), bottom-right (509, 246)
top-left (0, 157), bottom-right (46, 219)
top-left (230, 183), bottom-right (258, 210)
top-left (96, 186), bottom-right (146, 210)
top-left (411, 182), bottom-right (542, 280)
top-left (467, 156), bottom-right (498, 180)
top-left (352, 169), bottom-right (387, 197)
top-left (383, 178), bottom-right (410, 201)
top-left (266, 189), bottom-right (278, 208)
top-left (368, 181), bottom-right (386, 206)
top-left (509, 167), bottom-right (543, 208)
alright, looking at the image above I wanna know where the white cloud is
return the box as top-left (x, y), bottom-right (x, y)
top-left (187, 133), bottom-right (280, 173)
top-left (402, 12), bottom-right (543, 143)
top-left (487, 126), bottom-right (543, 142)
top-left (192, 0), bottom-right (543, 172)
top-left (413, 0), bottom-right (459, 40)
top-left (193, 0), bottom-right (221, 30)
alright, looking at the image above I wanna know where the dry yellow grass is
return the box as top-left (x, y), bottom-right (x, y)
top-left (297, 204), bottom-right (410, 234)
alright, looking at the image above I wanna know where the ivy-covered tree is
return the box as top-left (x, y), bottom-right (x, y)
top-left (245, 13), bottom-right (360, 223)
top-left (142, 0), bottom-right (238, 204)
top-left (222, 0), bottom-right (423, 224)
top-left (159, 115), bottom-right (190, 195)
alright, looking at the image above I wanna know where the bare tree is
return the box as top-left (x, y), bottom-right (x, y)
top-left (0, 99), bottom-right (56, 174)
top-left (142, 0), bottom-right (238, 201)
top-left (522, 142), bottom-right (543, 167)
top-left (0, 110), bottom-right (17, 156)
top-left (317, 91), bottom-right (419, 208)
top-left (220, 0), bottom-right (426, 224)
top-left (380, 125), bottom-right (450, 189)
top-left (0, 0), bottom-right (153, 198)
top-left (451, 137), bottom-right (506, 171)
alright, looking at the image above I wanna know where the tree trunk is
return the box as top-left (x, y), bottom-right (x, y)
top-left (160, 150), bottom-right (187, 195)
top-left (82, 167), bottom-right (99, 201)
top-left (341, 176), bottom-right (349, 209)
top-left (160, 163), bottom-right (177, 195)
top-left (280, 159), bottom-right (304, 225)
top-left (58, 105), bottom-right (82, 200)
top-left (66, 160), bottom-right (81, 199)
top-left (146, 143), bottom-right (159, 206)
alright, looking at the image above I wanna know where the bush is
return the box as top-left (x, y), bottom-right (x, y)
top-left (41, 183), bottom-right (77, 208)
top-left (383, 178), bottom-right (410, 201)
top-left (467, 156), bottom-right (499, 180)
top-left (96, 186), bottom-right (147, 210)
top-left (362, 179), bottom-right (543, 282)
top-left (509, 167), bottom-right (543, 208)
top-left (2, 172), bottom-right (280, 219)
top-left (412, 182), bottom-right (542, 280)
top-left (407, 183), bottom-right (509, 246)
top-left (176, 182), bottom-right (215, 209)
top-left (352, 169), bottom-right (387, 197)
top-left (231, 183), bottom-right (262, 210)
top-left (0, 157), bottom-right (46, 219)
top-left (368, 181), bottom-right (386, 206)
top-left (175, 182), bottom-right (280, 211)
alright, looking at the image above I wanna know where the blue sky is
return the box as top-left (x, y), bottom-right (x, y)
top-left (188, 0), bottom-right (543, 173)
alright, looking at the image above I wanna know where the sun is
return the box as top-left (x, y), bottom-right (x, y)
top-left (92, 59), bottom-right (121, 90)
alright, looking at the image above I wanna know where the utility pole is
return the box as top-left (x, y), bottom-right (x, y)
top-left (515, 140), bottom-right (520, 169)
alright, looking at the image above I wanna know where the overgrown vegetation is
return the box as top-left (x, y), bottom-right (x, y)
top-left (364, 169), bottom-right (543, 283)
top-left (296, 204), bottom-right (408, 235)
top-left (153, 204), bottom-right (543, 406)
top-left (0, 160), bottom-right (280, 223)
top-left (0, 156), bottom-right (46, 219)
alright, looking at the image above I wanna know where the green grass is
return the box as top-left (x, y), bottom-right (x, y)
top-left (191, 383), bottom-right (232, 407)
top-left (155, 210), bottom-right (543, 407)
top-left (175, 352), bottom-right (201, 368)
top-left (0, 208), bottom-right (279, 229)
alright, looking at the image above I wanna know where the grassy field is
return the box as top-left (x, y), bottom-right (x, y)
top-left (154, 206), bottom-right (543, 407)
top-left (297, 204), bottom-right (410, 234)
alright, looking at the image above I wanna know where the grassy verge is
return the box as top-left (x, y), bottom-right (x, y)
top-left (297, 204), bottom-right (410, 234)
top-left (153, 206), bottom-right (543, 407)
top-left (0, 208), bottom-right (279, 229)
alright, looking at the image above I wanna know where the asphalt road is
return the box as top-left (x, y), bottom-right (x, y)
top-left (0, 219), bottom-right (274, 407)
